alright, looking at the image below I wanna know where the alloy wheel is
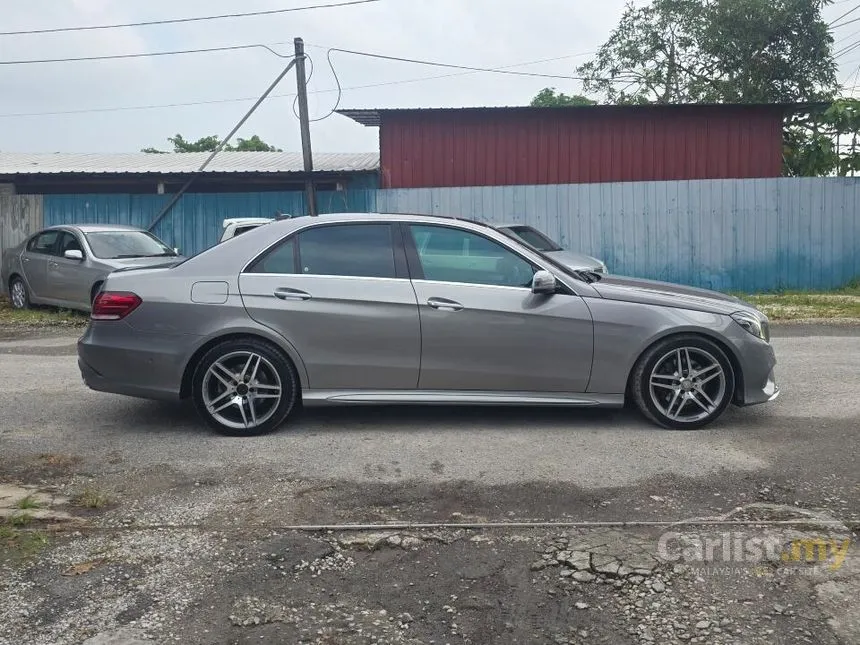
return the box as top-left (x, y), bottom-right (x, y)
top-left (10, 280), bottom-right (27, 309)
top-left (648, 347), bottom-right (727, 424)
top-left (201, 351), bottom-right (282, 431)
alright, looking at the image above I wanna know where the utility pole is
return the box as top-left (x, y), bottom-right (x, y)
top-left (294, 37), bottom-right (317, 217)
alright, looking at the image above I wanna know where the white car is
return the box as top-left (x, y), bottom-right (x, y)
top-left (219, 218), bottom-right (280, 243)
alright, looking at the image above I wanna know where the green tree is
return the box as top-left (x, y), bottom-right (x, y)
top-left (142, 134), bottom-right (282, 153)
top-left (576, 0), bottom-right (837, 105)
top-left (530, 88), bottom-right (596, 107)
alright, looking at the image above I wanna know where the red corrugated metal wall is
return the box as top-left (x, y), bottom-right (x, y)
top-left (378, 106), bottom-right (784, 188)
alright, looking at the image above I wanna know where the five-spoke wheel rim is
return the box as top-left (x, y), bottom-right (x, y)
top-left (10, 281), bottom-right (26, 309)
top-left (649, 347), bottom-right (726, 423)
top-left (201, 351), bottom-right (282, 431)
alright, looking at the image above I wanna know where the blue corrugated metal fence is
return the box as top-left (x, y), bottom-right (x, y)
top-left (378, 178), bottom-right (860, 292)
top-left (44, 188), bottom-right (377, 256)
top-left (43, 178), bottom-right (859, 292)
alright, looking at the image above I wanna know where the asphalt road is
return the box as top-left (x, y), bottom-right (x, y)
top-left (1, 326), bottom-right (858, 523)
top-left (2, 326), bottom-right (860, 645)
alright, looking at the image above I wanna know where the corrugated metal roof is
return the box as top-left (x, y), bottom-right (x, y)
top-left (337, 102), bottom-right (823, 127)
top-left (0, 151), bottom-right (379, 175)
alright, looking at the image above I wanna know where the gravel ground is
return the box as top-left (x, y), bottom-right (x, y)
top-left (0, 325), bottom-right (858, 644)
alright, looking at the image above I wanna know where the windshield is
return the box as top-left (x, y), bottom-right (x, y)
top-left (84, 231), bottom-right (176, 260)
top-left (503, 226), bottom-right (563, 252)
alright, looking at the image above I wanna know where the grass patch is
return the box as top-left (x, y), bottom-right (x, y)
top-left (735, 292), bottom-right (860, 321)
top-left (15, 495), bottom-right (43, 510)
top-left (8, 512), bottom-right (33, 527)
top-left (73, 487), bottom-right (111, 510)
top-left (729, 279), bottom-right (860, 321)
top-left (0, 296), bottom-right (87, 328)
top-left (0, 523), bottom-right (50, 561)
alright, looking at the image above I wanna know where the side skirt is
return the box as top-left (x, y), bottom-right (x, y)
top-left (301, 390), bottom-right (625, 408)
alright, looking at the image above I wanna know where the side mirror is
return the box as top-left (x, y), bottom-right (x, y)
top-left (64, 249), bottom-right (83, 261)
top-left (531, 270), bottom-right (557, 295)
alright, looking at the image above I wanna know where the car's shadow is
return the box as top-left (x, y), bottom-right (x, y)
top-left (120, 398), bottom-right (651, 436)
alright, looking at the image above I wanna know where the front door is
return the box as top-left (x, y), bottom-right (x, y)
top-left (239, 222), bottom-right (421, 390)
top-left (47, 231), bottom-right (96, 306)
top-left (19, 230), bottom-right (61, 301)
top-left (404, 223), bottom-right (594, 393)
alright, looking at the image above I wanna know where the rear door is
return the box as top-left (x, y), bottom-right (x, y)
top-left (19, 230), bottom-right (61, 300)
top-left (404, 223), bottom-right (594, 393)
top-left (238, 222), bottom-right (421, 390)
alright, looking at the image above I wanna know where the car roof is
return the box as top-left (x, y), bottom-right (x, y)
top-left (279, 212), bottom-right (493, 227)
top-left (223, 217), bottom-right (274, 228)
top-left (46, 224), bottom-right (144, 233)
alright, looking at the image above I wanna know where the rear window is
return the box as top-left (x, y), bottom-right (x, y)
top-left (246, 223), bottom-right (396, 279)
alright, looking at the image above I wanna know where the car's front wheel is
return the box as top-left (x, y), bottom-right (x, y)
top-left (9, 276), bottom-right (30, 310)
top-left (631, 335), bottom-right (735, 430)
top-left (191, 338), bottom-right (298, 436)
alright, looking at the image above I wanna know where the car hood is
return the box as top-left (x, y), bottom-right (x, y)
top-left (543, 249), bottom-right (605, 270)
top-left (106, 255), bottom-right (185, 271)
top-left (590, 274), bottom-right (761, 317)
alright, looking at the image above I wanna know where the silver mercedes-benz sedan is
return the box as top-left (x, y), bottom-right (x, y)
top-left (1, 224), bottom-right (183, 312)
top-left (77, 213), bottom-right (778, 436)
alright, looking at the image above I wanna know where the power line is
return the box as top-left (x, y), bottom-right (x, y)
top-left (831, 14), bottom-right (860, 30)
top-left (829, 3), bottom-right (860, 26)
top-left (325, 47), bottom-right (595, 81)
top-left (0, 42), bottom-right (293, 66)
top-left (0, 0), bottom-right (382, 37)
top-left (0, 53), bottom-right (594, 119)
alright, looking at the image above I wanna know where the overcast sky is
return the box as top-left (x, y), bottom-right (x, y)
top-left (1, 0), bottom-right (857, 155)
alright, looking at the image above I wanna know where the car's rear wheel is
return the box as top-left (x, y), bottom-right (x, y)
top-left (631, 335), bottom-right (735, 430)
top-left (191, 338), bottom-right (298, 436)
top-left (9, 277), bottom-right (30, 310)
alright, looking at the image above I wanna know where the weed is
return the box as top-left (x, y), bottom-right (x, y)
top-left (15, 495), bottom-right (43, 510)
top-left (9, 513), bottom-right (33, 527)
top-left (0, 523), bottom-right (49, 560)
top-left (73, 487), bottom-right (111, 509)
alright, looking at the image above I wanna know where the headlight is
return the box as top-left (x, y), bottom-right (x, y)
top-left (731, 311), bottom-right (769, 342)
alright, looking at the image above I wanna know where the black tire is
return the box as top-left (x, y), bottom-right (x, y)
top-left (8, 276), bottom-right (30, 310)
top-left (631, 334), bottom-right (735, 430)
top-left (191, 338), bottom-right (299, 437)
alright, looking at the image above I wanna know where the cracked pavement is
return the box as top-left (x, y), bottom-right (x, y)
top-left (0, 326), bottom-right (858, 644)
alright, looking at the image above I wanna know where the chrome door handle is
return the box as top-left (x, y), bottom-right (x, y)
top-left (427, 297), bottom-right (463, 312)
top-left (49, 261), bottom-right (58, 267)
top-left (274, 287), bottom-right (312, 301)
top-left (22, 257), bottom-right (30, 263)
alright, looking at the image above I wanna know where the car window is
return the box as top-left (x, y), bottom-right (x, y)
top-left (504, 226), bottom-right (563, 252)
top-left (247, 224), bottom-right (397, 279)
top-left (58, 232), bottom-right (84, 256)
top-left (409, 225), bottom-right (536, 288)
top-left (27, 231), bottom-right (60, 255)
top-left (233, 225), bottom-right (260, 237)
top-left (84, 231), bottom-right (175, 259)
top-left (249, 238), bottom-right (296, 274)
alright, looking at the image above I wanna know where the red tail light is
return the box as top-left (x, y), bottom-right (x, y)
top-left (91, 292), bottom-right (142, 321)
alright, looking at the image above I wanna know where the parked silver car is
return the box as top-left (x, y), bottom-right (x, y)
top-left (1, 224), bottom-right (182, 312)
top-left (77, 213), bottom-right (778, 436)
top-left (493, 224), bottom-right (608, 274)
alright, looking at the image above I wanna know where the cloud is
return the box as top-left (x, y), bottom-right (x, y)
top-left (0, 0), bottom-right (853, 153)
